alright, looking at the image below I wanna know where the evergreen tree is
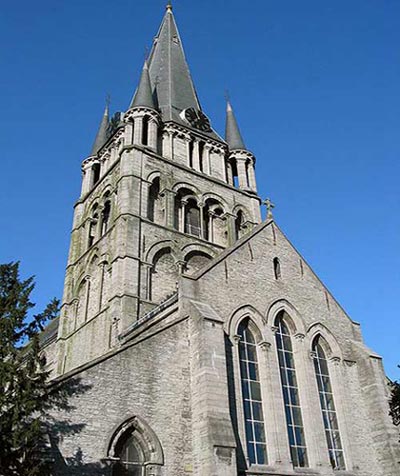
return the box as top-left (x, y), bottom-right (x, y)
top-left (0, 262), bottom-right (59, 476)
top-left (389, 368), bottom-right (400, 440)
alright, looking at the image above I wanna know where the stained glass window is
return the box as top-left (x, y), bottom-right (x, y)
top-left (275, 313), bottom-right (308, 467)
top-left (313, 337), bottom-right (345, 470)
top-left (238, 320), bottom-right (268, 466)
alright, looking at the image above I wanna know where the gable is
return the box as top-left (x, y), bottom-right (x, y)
top-left (181, 220), bottom-right (366, 359)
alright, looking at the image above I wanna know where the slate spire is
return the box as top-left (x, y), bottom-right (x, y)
top-left (146, 5), bottom-right (201, 122)
top-left (130, 60), bottom-right (156, 110)
top-left (90, 102), bottom-right (109, 155)
top-left (225, 100), bottom-right (246, 150)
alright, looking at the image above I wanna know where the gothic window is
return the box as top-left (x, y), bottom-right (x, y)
top-left (238, 319), bottom-right (268, 466)
top-left (147, 177), bottom-right (160, 222)
top-left (101, 199), bottom-right (111, 235)
top-left (273, 257), bottom-right (281, 280)
top-left (275, 312), bottom-right (308, 467)
top-left (91, 163), bottom-right (101, 187)
top-left (142, 116), bottom-right (149, 146)
top-left (113, 431), bottom-right (145, 476)
top-left (312, 336), bottom-right (345, 470)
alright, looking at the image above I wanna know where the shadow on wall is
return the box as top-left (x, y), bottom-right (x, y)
top-left (44, 377), bottom-right (109, 476)
top-left (51, 446), bottom-right (112, 476)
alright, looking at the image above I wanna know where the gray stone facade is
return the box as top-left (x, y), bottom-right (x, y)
top-left (43, 4), bottom-right (399, 476)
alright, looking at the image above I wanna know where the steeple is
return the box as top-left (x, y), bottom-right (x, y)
top-left (90, 103), bottom-right (109, 155)
top-left (146, 7), bottom-right (202, 123)
top-left (225, 100), bottom-right (246, 150)
top-left (130, 60), bottom-right (156, 110)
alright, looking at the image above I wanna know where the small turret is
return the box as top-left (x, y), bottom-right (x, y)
top-left (225, 100), bottom-right (257, 193)
top-left (125, 60), bottom-right (160, 151)
top-left (130, 60), bottom-right (156, 110)
top-left (90, 103), bottom-right (109, 156)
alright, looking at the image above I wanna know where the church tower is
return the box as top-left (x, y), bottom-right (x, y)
top-left (44, 5), bottom-right (400, 476)
top-left (56, 4), bottom-right (261, 374)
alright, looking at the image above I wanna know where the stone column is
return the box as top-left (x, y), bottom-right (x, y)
top-left (161, 189), bottom-right (176, 228)
top-left (235, 157), bottom-right (248, 189)
top-left (125, 121), bottom-right (134, 146)
top-left (247, 159), bottom-right (257, 192)
top-left (148, 118), bottom-right (158, 151)
top-left (133, 116), bottom-right (143, 145)
top-left (226, 160), bottom-right (233, 185)
top-left (162, 130), bottom-right (173, 159)
top-left (81, 162), bottom-right (92, 196)
top-left (204, 144), bottom-right (212, 175)
top-left (199, 203), bottom-right (204, 239)
top-left (192, 140), bottom-right (200, 171)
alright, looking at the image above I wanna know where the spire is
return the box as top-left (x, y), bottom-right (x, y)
top-left (225, 100), bottom-right (246, 150)
top-left (130, 60), bottom-right (156, 110)
top-left (146, 6), bottom-right (201, 123)
top-left (90, 102), bottom-right (109, 155)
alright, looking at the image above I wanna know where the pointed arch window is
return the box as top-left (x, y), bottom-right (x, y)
top-left (312, 337), bottom-right (345, 470)
top-left (113, 431), bottom-right (145, 476)
top-left (238, 320), bottom-right (268, 466)
top-left (275, 313), bottom-right (308, 467)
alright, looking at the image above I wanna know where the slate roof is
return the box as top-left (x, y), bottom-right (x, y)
top-left (130, 60), bottom-right (157, 110)
top-left (90, 104), bottom-right (109, 155)
top-left (143, 5), bottom-right (221, 140)
top-left (225, 100), bottom-right (246, 150)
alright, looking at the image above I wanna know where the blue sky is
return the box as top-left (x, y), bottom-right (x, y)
top-left (1, 1), bottom-right (399, 378)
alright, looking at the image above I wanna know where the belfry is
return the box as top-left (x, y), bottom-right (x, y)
top-left (42, 4), bottom-right (399, 475)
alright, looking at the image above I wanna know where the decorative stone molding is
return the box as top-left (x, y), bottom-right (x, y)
top-left (329, 356), bottom-right (341, 366)
top-left (294, 332), bottom-right (306, 342)
top-left (232, 334), bottom-right (241, 345)
top-left (258, 340), bottom-right (271, 351)
top-left (343, 359), bottom-right (357, 367)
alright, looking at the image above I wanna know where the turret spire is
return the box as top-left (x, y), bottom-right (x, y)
top-left (90, 102), bottom-right (109, 155)
top-left (130, 60), bottom-right (156, 110)
top-left (225, 100), bottom-right (246, 150)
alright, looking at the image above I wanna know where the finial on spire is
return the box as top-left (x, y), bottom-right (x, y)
top-left (166, 1), bottom-right (173, 12)
top-left (105, 94), bottom-right (111, 111)
top-left (263, 198), bottom-right (275, 219)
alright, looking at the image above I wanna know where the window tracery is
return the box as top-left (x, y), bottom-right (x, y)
top-left (237, 319), bottom-right (268, 466)
top-left (312, 336), bottom-right (345, 470)
top-left (275, 312), bottom-right (308, 467)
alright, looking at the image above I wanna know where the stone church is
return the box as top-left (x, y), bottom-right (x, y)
top-left (41, 4), bottom-right (399, 475)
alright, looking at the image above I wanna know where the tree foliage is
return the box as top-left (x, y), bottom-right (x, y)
top-left (389, 369), bottom-right (400, 433)
top-left (0, 262), bottom-right (59, 476)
